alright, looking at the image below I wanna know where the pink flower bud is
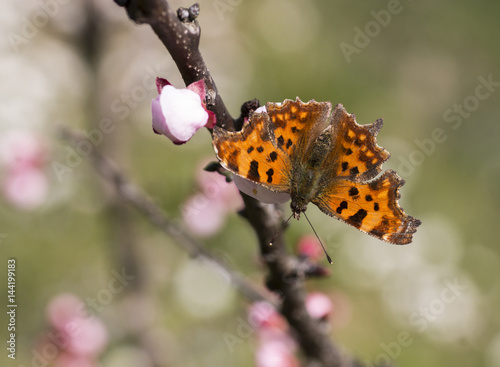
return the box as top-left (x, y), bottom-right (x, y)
top-left (248, 301), bottom-right (285, 330)
top-left (151, 78), bottom-right (216, 144)
top-left (297, 235), bottom-right (323, 260)
top-left (305, 292), bottom-right (333, 320)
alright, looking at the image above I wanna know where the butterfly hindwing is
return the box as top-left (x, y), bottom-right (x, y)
top-left (312, 170), bottom-right (421, 244)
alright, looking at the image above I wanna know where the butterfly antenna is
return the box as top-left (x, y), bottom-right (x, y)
top-left (303, 212), bottom-right (333, 264)
top-left (269, 213), bottom-right (294, 246)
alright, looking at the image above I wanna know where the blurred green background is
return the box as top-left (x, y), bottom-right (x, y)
top-left (1, 0), bottom-right (499, 366)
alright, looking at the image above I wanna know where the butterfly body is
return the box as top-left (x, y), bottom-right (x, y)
top-left (213, 98), bottom-right (421, 244)
top-left (289, 130), bottom-right (333, 218)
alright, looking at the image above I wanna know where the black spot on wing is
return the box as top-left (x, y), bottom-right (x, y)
top-left (365, 195), bottom-right (373, 201)
top-left (266, 168), bottom-right (274, 183)
top-left (341, 162), bottom-right (349, 172)
top-left (286, 139), bottom-right (293, 149)
top-left (247, 146), bottom-right (254, 154)
top-left (227, 149), bottom-right (240, 173)
top-left (336, 200), bottom-right (348, 214)
top-left (269, 151), bottom-right (278, 162)
top-left (345, 148), bottom-right (353, 156)
top-left (350, 166), bottom-right (359, 175)
top-left (257, 146), bottom-right (264, 153)
top-left (277, 135), bottom-right (285, 147)
top-left (248, 160), bottom-right (260, 180)
top-left (374, 203), bottom-right (380, 211)
top-left (348, 187), bottom-right (359, 196)
top-left (349, 209), bottom-right (368, 227)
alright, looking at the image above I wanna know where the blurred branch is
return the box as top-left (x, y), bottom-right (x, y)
top-left (114, 1), bottom-right (357, 366)
top-left (241, 195), bottom-right (348, 367)
top-left (58, 126), bottom-right (272, 305)
top-left (115, 0), bottom-right (234, 131)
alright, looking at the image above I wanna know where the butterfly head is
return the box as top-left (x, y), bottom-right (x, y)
top-left (290, 198), bottom-right (308, 220)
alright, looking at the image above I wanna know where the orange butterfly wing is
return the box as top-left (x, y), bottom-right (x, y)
top-left (312, 170), bottom-right (421, 244)
top-left (312, 105), bottom-right (420, 244)
top-left (213, 98), bottom-right (331, 192)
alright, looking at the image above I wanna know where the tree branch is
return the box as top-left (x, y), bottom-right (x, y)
top-left (114, 1), bottom-right (357, 366)
top-left (58, 126), bottom-right (272, 305)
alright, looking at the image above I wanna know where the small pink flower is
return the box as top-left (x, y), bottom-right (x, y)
top-left (305, 292), bottom-right (333, 320)
top-left (182, 193), bottom-right (227, 237)
top-left (43, 293), bottom-right (108, 362)
top-left (0, 130), bottom-right (45, 168)
top-left (65, 317), bottom-right (108, 357)
top-left (256, 340), bottom-right (299, 367)
top-left (3, 167), bottom-right (49, 210)
top-left (248, 301), bottom-right (285, 330)
top-left (55, 352), bottom-right (96, 367)
top-left (182, 159), bottom-right (244, 237)
top-left (196, 160), bottom-right (243, 211)
top-left (46, 294), bottom-right (85, 330)
top-left (297, 235), bottom-right (324, 260)
top-left (151, 78), bottom-right (216, 144)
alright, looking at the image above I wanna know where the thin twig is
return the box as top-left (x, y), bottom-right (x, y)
top-left (58, 126), bottom-right (273, 305)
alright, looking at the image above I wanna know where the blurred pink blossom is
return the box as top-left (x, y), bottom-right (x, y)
top-left (182, 159), bottom-right (244, 237)
top-left (0, 130), bottom-right (45, 168)
top-left (255, 339), bottom-right (299, 367)
top-left (248, 301), bottom-right (286, 330)
top-left (196, 161), bottom-right (243, 211)
top-left (0, 130), bottom-right (49, 210)
top-left (182, 193), bottom-right (228, 237)
top-left (305, 292), bottom-right (333, 320)
top-left (38, 293), bottom-right (109, 367)
top-left (3, 167), bottom-right (49, 210)
top-left (249, 301), bottom-right (299, 367)
top-left (152, 77), bottom-right (216, 144)
top-left (55, 352), bottom-right (96, 367)
top-left (296, 235), bottom-right (324, 260)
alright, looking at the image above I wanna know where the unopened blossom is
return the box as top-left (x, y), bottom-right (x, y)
top-left (151, 77), bottom-right (216, 144)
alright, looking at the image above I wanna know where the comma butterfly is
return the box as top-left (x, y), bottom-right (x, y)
top-left (213, 98), bottom-right (421, 245)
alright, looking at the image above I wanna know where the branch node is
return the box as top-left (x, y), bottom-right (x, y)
top-left (235, 98), bottom-right (260, 130)
top-left (188, 3), bottom-right (200, 21)
top-left (177, 3), bottom-right (200, 22)
top-left (177, 7), bottom-right (190, 22)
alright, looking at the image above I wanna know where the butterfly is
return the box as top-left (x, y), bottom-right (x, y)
top-left (212, 98), bottom-right (421, 245)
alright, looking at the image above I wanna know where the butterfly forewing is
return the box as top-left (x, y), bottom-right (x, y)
top-left (213, 113), bottom-right (291, 192)
top-left (323, 104), bottom-right (390, 182)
